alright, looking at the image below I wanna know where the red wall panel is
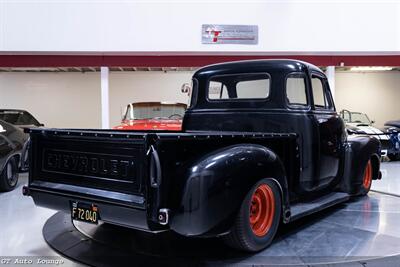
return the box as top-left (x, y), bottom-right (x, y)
top-left (1, 55), bottom-right (400, 67)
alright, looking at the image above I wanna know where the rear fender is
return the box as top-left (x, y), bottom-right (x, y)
top-left (170, 144), bottom-right (288, 236)
top-left (341, 135), bottom-right (380, 194)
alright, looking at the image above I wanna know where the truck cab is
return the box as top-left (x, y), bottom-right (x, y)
top-left (185, 60), bottom-right (347, 198)
top-left (24, 60), bottom-right (381, 252)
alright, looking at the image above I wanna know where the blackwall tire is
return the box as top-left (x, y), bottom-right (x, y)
top-left (222, 178), bottom-right (281, 252)
top-left (0, 157), bottom-right (19, 192)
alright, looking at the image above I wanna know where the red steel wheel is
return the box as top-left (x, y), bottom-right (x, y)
top-left (363, 160), bottom-right (372, 190)
top-left (222, 178), bottom-right (281, 252)
top-left (249, 184), bottom-right (275, 237)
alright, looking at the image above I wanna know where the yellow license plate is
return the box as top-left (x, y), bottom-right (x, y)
top-left (71, 201), bottom-right (99, 224)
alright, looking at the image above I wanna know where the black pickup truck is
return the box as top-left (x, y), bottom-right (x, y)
top-left (24, 60), bottom-right (381, 252)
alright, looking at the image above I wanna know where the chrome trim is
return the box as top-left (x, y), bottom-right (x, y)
top-left (158, 208), bottom-right (170, 225)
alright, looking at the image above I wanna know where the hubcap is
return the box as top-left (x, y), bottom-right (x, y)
top-left (249, 184), bottom-right (275, 237)
top-left (363, 160), bottom-right (372, 189)
top-left (6, 162), bottom-right (16, 186)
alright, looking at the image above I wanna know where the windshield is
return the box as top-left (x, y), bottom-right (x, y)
top-left (344, 112), bottom-right (371, 124)
top-left (124, 103), bottom-right (187, 120)
top-left (0, 110), bottom-right (40, 126)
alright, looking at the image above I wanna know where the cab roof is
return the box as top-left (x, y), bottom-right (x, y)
top-left (193, 59), bottom-right (322, 79)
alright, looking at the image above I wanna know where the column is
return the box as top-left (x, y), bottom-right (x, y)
top-left (100, 66), bottom-right (110, 129)
top-left (325, 66), bottom-right (335, 100)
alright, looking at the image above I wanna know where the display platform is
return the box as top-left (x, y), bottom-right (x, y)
top-left (43, 192), bottom-right (400, 267)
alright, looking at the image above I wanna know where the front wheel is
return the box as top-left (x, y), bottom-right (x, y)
top-left (222, 178), bottom-right (281, 252)
top-left (358, 159), bottom-right (373, 196)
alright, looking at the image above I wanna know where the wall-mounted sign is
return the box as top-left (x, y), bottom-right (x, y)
top-left (202, 24), bottom-right (258, 45)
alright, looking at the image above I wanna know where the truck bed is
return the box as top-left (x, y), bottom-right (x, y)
top-left (26, 128), bottom-right (298, 230)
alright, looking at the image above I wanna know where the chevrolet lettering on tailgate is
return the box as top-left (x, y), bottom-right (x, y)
top-left (43, 149), bottom-right (133, 179)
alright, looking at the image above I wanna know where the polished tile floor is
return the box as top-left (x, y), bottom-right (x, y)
top-left (68, 190), bottom-right (400, 266)
top-left (371, 161), bottom-right (400, 195)
top-left (0, 173), bottom-right (82, 266)
top-left (0, 162), bottom-right (399, 266)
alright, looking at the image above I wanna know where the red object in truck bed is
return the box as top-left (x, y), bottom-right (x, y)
top-left (113, 118), bottom-right (182, 131)
top-left (113, 102), bottom-right (186, 131)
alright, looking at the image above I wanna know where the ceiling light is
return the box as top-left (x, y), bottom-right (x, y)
top-left (350, 66), bottom-right (393, 71)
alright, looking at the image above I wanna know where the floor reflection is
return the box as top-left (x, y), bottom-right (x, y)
top-left (73, 192), bottom-right (400, 265)
top-left (3, 162), bottom-right (400, 266)
top-left (372, 161), bottom-right (400, 195)
top-left (0, 173), bottom-right (82, 266)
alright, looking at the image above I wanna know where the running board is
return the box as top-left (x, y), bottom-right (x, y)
top-left (289, 192), bottom-right (350, 222)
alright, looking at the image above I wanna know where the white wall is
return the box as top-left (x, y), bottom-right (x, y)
top-left (335, 71), bottom-right (400, 127)
top-left (0, 71), bottom-right (192, 128)
top-left (109, 72), bottom-right (192, 127)
top-left (0, 70), bottom-right (399, 129)
top-left (0, 72), bottom-right (101, 128)
top-left (1, 1), bottom-right (399, 53)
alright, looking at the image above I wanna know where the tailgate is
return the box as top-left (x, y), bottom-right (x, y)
top-left (28, 129), bottom-right (148, 208)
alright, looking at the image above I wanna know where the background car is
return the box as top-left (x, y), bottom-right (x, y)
top-left (382, 120), bottom-right (400, 160)
top-left (113, 102), bottom-right (187, 131)
top-left (384, 120), bottom-right (400, 130)
top-left (0, 120), bottom-right (28, 191)
top-left (340, 110), bottom-right (394, 159)
top-left (0, 109), bottom-right (43, 169)
top-left (0, 109), bottom-right (43, 129)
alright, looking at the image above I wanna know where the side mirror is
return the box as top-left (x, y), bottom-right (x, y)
top-left (371, 120), bottom-right (375, 124)
top-left (39, 123), bottom-right (45, 127)
top-left (181, 83), bottom-right (192, 96)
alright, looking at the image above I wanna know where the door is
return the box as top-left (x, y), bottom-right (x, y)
top-left (311, 74), bottom-right (344, 189)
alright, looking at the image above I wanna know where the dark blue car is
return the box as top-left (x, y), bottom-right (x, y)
top-left (383, 120), bottom-right (400, 161)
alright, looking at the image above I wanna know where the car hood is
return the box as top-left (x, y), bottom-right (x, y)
top-left (113, 119), bottom-right (182, 131)
top-left (346, 123), bottom-right (389, 139)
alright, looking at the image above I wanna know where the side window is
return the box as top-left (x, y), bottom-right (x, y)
top-left (325, 87), bottom-right (335, 110)
top-left (208, 73), bottom-right (270, 100)
top-left (286, 73), bottom-right (307, 106)
top-left (311, 76), bottom-right (333, 110)
top-left (209, 81), bottom-right (229, 99)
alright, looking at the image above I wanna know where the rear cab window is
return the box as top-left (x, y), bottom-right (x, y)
top-left (208, 73), bottom-right (270, 100)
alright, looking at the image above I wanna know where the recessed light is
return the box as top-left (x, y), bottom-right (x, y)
top-left (350, 66), bottom-right (393, 71)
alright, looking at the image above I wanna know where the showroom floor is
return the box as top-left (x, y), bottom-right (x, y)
top-left (0, 162), bottom-right (399, 266)
top-left (0, 173), bottom-right (82, 266)
top-left (370, 161), bottom-right (400, 195)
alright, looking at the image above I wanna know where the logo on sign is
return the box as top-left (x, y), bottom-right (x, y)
top-left (202, 24), bottom-right (258, 45)
top-left (205, 26), bottom-right (222, 43)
